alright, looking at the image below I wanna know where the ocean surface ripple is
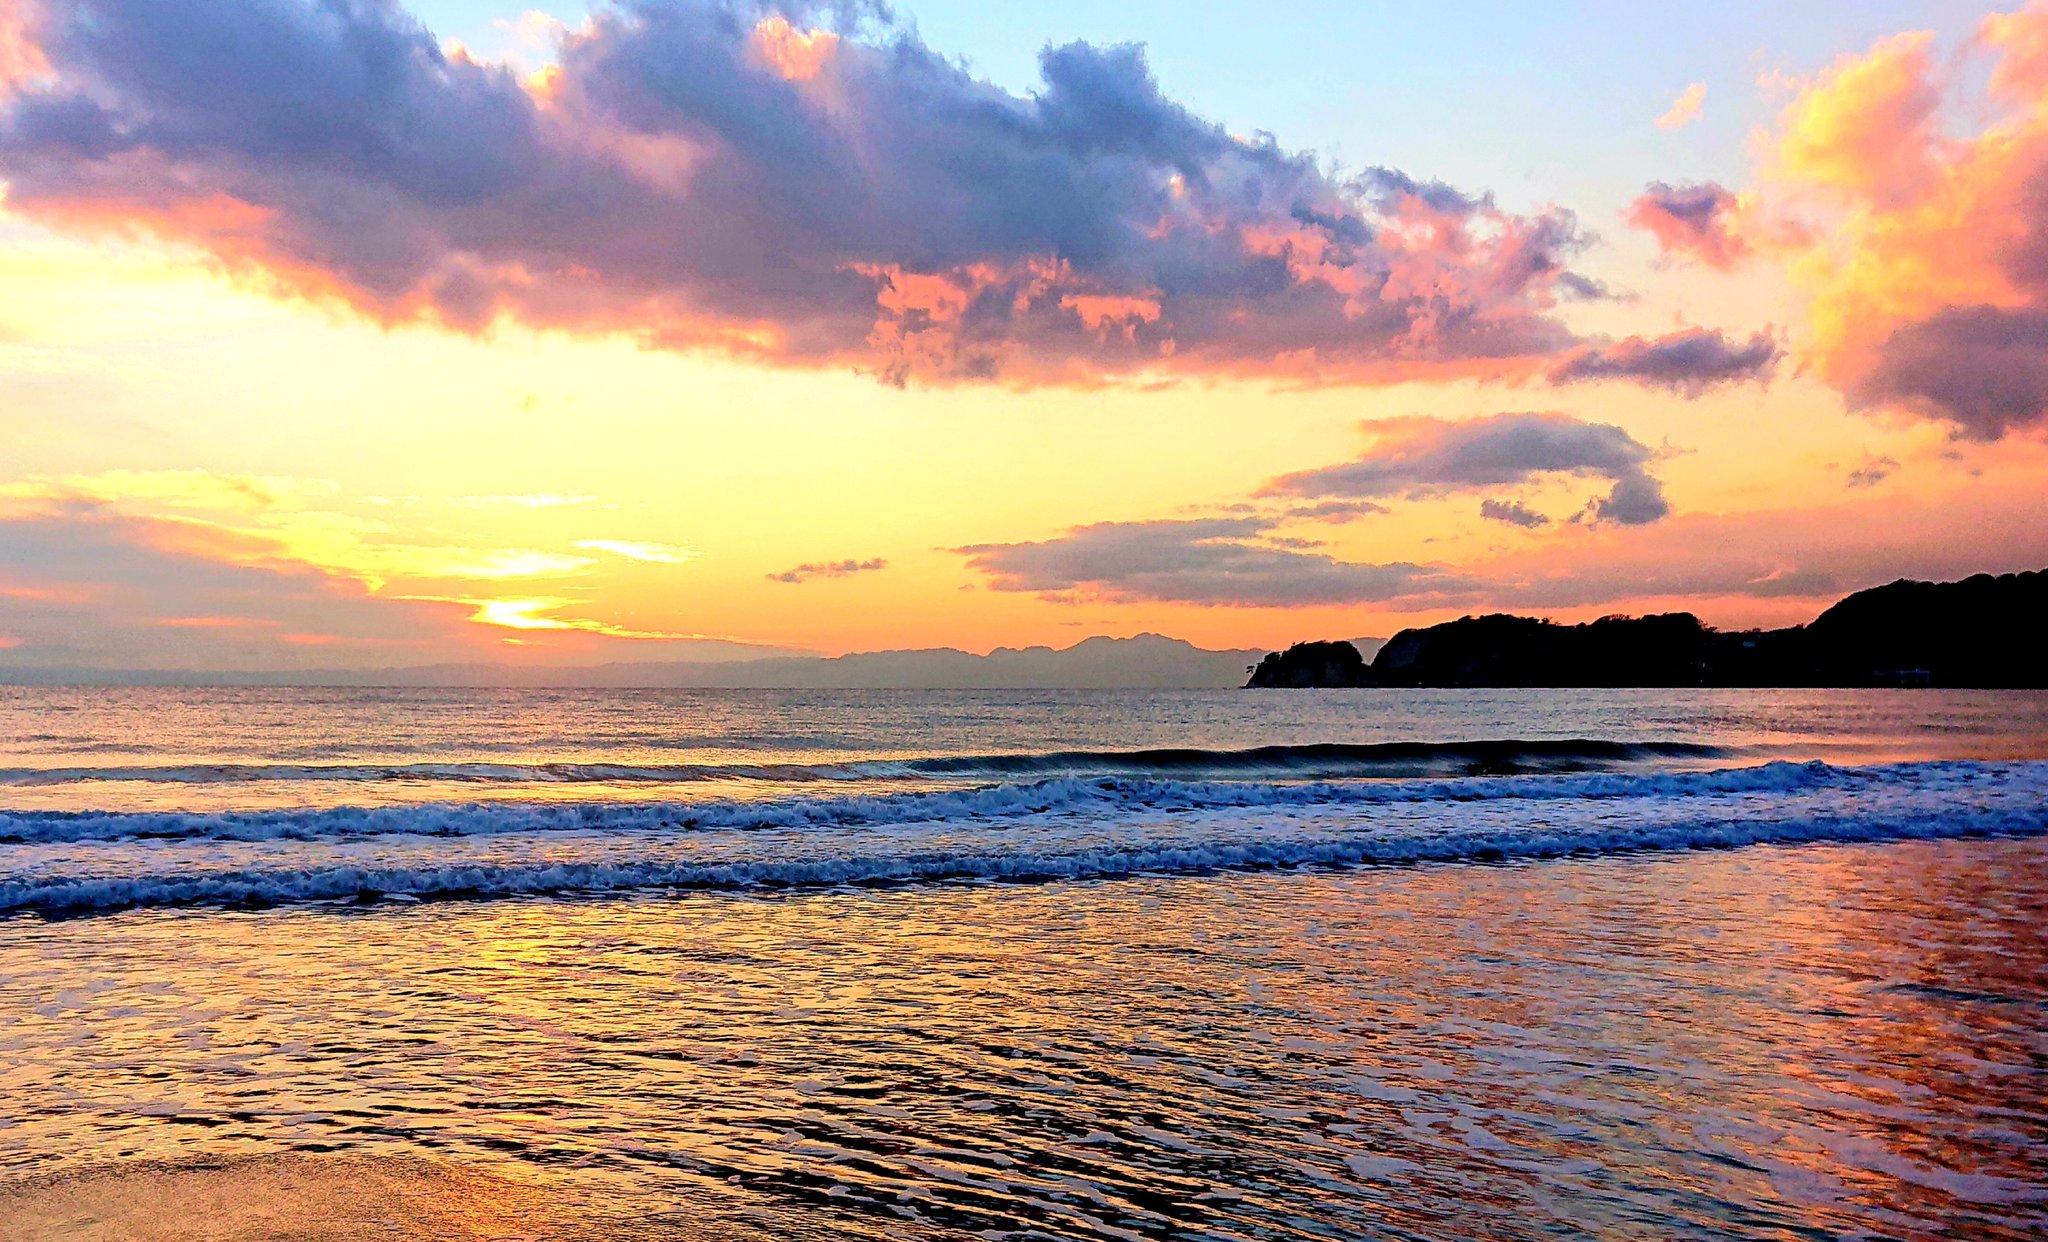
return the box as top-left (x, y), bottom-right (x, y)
top-left (4, 687), bottom-right (2046, 1239)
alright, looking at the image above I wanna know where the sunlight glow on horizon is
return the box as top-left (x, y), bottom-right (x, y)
top-left (1, 0), bottom-right (2045, 670)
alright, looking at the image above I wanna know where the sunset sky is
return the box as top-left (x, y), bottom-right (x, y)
top-left (5, 0), bottom-right (2048, 670)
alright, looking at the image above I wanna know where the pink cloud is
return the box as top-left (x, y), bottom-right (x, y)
top-left (1656, 82), bottom-right (1706, 130)
top-left (1625, 181), bottom-right (1752, 270)
top-left (1693, 8), bottom-right (2048, 437)
top-left (0, 0), bottom-right (1639, 389)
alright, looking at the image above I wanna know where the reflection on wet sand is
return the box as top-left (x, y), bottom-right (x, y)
top-left (1, 1153), bottom-right (564, 1242)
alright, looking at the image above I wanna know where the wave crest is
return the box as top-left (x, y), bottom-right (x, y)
top-left (4, 771), bottom-right (2041, 916)
top-left (0, 760), bottom-right (1842, 846)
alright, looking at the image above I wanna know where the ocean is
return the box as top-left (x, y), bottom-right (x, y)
top-left (2, 686), bottom-right (2046, 1239)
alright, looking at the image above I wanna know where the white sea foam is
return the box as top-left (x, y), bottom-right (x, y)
top-left (2, 760), bottom-right (2042, 915)
top-left (0, 760), bottom-right (1868, 845)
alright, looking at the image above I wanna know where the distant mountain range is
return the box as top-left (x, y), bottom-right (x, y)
top-left (1246, 570), bottom-right (2048, 689)
top-left (2, 634), bottom-right (1271, 690)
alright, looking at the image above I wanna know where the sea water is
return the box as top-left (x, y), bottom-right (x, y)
top-left (1, 686), bottom-right (2044, 1238)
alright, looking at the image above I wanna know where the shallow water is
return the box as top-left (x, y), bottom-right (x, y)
top-left (4, 842), bottom-right (2045, 1239)
top-left (2, 688), bottom-right (2046, 1237)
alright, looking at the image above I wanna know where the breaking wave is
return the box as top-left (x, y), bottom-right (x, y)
top-left (4, 785), bottom-right (2042, 917)
top-left (2, 759), bottom-right (2043, 915)
top-left (3, 759), bottom-right (1840, 845)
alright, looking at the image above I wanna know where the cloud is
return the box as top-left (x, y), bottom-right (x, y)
top-left (1547, 328), bottom-right (1780, 395)
top-left (0, 470), bottom-right (743, 664)
top-left (575, 538), bottom-right (696, 563)
top-left (1261, 411), bottom-right (1672, 525)
top-left (1624, 181), bottom-right (1751, 269)
top-left (1722, 10), bottom-right (2048, 437)
top-left (1771, 32), bottom-right (1942, 204)
top-left (1479, 498), bottom-right (1549, 528)
top-left (1656, 82), bottom-right (1706, 129)
top-left (456, 595), bottom-right (697, 637)
top-left (1587, 470), bottom-right (1673, 525)
top-left (1846, 454), bottom-right (1899, 487)
top-left (451, 492), bottom-right (600, 510)
top-left (953, 518), bottom-right (1459, 606)
top-left (949, 449), bottom-right (2048, 615)
top-left (2, 471), bottom-right (614, 590)
top-left (413, 548), bottom-right (596, 578)
top-left (768, 556), bottom-right (887, 583)
top-left (0, 0), bottom-right (1631, 388)
top-left (1850, 306), bottom-right (2048, 440)
top-left (0, 495), bottom-right (471, 667)
top-left (1, 468), bottom-right (304, 514)
top-left (0, 470), bottom-right (612, 586)
top-left (1278, 499), bottom-right (1390, 524)
top-left (0, 1), bottom-right (45, 90)
top-left (1458, 477), bottom-right (2048, 614)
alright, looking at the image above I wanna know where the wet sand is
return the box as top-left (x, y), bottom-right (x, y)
top-left (1, 1153), bottom-right (570, 1242)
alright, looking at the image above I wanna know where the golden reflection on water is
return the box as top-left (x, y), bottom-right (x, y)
top-left (2, 838), bottom-right (2045, 1240)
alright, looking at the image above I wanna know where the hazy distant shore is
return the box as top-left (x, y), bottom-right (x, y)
top-left (0, 634), bottom-right (1299, 690)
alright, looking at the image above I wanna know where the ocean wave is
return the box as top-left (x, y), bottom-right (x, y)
top-left (0, 760), bottom-right (1902, 845)
top-left (4, 781), bottom-right (2041, 915)
top-left (902, 738), bottom-right (1725, 777)
top-left (0, 738), bottom-right (1726, 789)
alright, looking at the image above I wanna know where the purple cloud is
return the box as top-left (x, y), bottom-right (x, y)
top-left (1851, 306), bottom-right (2048, 440)
top-left (768, 556), bottom-right (888, 584)
top-left (1625, 180), bottom-right (1750, 269)
top-left (1547, 329), bottom-right (1780, 396)
top-left (1279, 499), bottom-right (1391, 524)
top-left (1262, 411), bottom-right (1672, 526)
top-left (1478, 498), bottom-right (1549, 528)
top-left (1846, 455), bottom-right (1900, 488)
top-left (0, 0), bottom-right (1631, 387)
top-left (952, 518), bottom-right (1460, 606)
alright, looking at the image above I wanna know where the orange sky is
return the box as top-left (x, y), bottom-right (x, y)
top-left (3, 1), bottom-right (2047, 669)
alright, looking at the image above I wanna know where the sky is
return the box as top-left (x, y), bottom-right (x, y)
top-left (3, 0), bottom-right (2048, 671)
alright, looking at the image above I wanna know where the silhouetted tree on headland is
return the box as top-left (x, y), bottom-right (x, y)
top-left (1244, 640), bottom-right (1372, 688)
